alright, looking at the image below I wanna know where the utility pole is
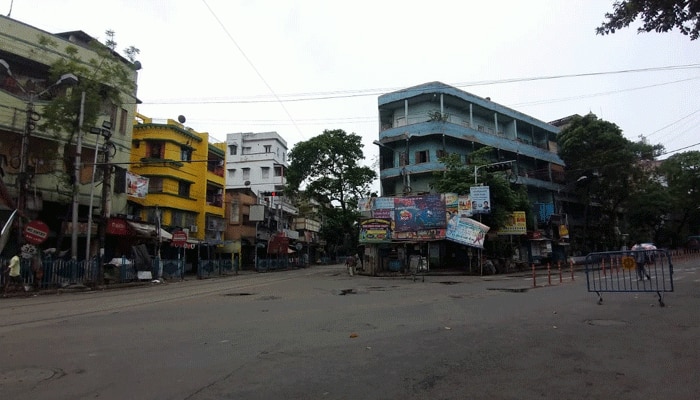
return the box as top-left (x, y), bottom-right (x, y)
top-left (70, 91), bottom-right (86, 262)
top-left (97, 132), bottom-right (113, 283)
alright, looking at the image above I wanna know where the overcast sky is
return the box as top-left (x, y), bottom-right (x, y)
top-left (4, 0), bottom-right (699, 171)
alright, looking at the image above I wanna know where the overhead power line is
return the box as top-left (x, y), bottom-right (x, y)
top-left (143, 63), bottom-right (700, 105)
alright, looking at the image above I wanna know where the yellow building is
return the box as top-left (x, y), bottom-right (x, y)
top-left (128, 113), bottom-right (226, 245)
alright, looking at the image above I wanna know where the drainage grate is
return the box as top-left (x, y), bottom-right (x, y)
top-left (224, 292), bottom-right (254, 296)
top-left (338, 289), bottom-right (357, 295)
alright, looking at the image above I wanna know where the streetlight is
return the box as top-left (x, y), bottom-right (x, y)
top-left (471, 159), bottom-right (515, 275)
top-left (0, 59), bottom-right (78, 240)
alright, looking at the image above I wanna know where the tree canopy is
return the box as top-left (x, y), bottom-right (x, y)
top-left (557, 113), bottom-right (660, 249)
top-left (597, 0), bottom-right (700, 40)
top-left (39, 31), bottom-right (139, 136)
top-left (432, 148), bottom-right (532, 232)
top-left (657, 150), bottom-right (700, 242)
top-left (286, 129), bottom-right (377, 254)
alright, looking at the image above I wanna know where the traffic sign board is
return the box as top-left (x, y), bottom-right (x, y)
top-left (172, 230), bottom-right (188, 246)
top-left (24, 219), bottom-right (49, 245)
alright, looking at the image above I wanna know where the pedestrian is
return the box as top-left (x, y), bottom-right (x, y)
top-left (345, 254), bottom-right (356, 277)
top-left (4, 250), bottom-right (22, 293)
top-left (633, 242), bottom-right (651, 281)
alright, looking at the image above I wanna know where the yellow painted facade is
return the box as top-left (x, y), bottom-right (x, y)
top-left (129, 113), bottom-right (225, 242)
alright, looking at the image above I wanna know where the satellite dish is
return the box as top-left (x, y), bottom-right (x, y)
top-left (178, 115), bottom-right (186, 123)
top-left (133, 61), bottom-right (142, 70)
top-left (244, 181), bottom-right (251, 186)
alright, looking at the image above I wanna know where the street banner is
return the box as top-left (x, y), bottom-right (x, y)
top-left (446, 217), bottom-right (490, 248)
top-left (126, 171), bottom-right (149, 198)
top-left (470, 186), bottom-right (491, 214)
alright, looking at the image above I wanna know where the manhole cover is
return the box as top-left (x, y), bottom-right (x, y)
top-left (0, 367), bottom-right (62, 384)
top-left (586, 319), bottom-right (629, 327)
top-left (224, 292), bottom-right (254, 296)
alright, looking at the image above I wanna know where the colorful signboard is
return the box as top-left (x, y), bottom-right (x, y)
top-left (359, 218), bottom-right (392, 243)
top-left (394, 194), bottom-right (446, 233)
top-left (446, 217), bottom-right (490, 248)
top-left (498, 211), bottom-right (527, 235)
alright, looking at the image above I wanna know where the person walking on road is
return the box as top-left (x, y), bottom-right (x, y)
top-left (3, 250), bottom-right (22, 294)
top-left (633, 242), bottom-right (652, 281)
top-left (345, 254), bottom-right (357, 277)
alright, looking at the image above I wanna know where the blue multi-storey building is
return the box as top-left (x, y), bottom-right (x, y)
top-left (373, 82), bottom-right (569, 267)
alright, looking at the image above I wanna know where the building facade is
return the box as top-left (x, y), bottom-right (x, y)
top-left (128, 113), bottom-right (226, 250)
top-left (374, 82), bottom-right (568, 267)
top-left (0, 16), bottom-right (139, 259)
top-left (222, 132), bottom-right (326, 269)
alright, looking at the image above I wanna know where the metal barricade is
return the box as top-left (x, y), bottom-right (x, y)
top-left (584, 250), bottom-right (674, 306)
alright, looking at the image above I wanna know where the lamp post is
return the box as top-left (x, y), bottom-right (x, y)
top-left (0, 59), bottom-right (78, 241)
top-left (471, 159), bottom-right (515, 275)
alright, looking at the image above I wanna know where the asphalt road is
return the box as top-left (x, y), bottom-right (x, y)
top-left (1, 257), bottom-right (699, 400)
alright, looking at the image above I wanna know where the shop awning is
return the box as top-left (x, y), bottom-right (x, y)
top-left (127, 221), bottom-right (173, 241)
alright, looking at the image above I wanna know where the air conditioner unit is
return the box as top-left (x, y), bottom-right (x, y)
top-left (190, 225), bottom-right (198, 233)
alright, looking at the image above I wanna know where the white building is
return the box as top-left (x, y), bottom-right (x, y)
top-left (225, 131), bottom-right (288, 195)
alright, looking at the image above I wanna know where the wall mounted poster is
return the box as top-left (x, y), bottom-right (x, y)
top-left (359, 218), bottom-right (392, 243)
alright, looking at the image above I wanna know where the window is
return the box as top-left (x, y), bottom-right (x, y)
top-left (399, 152), bottom-right (409, 166)
top-left (119, 109), bottom-right (128, 135)
top-left (230, 201), bottom-right (240, 223)
top-left (148, 177), bottom-right (163, 193)
top-left (436, 149), bottom-right (447, 159)
top-left (242, 147), bottom-right (252, 155)
top-left (228, 169), bottom-right (236, 180)
top-left (261, 166), bottom-right (270, 179)
top-left (178, 181), bottom-right (191, 197)
top-left (149, 142), bottom-right (164, 159)
top-left (228, 144), bottom-right (237, 155)
top-left (264, 145), bottom-right (271, 153)
top-left (274, 166), bottom-right (283, 177)
top-left (416, 150), bottom-right (429, 164)
top-left (180, 146), bottom-right (192, 162)
top-left (242, 167), bottom-right (250, 181)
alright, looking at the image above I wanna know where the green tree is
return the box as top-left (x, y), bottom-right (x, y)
top-left (287, 129), bottom-right (377, 254)
top-left (39, 31), bottom-right (138, 138)
top-left (558, 114), bottom-right (658, 250)
top-left (597, 0), bottom-right (700, 40)
top-left (658, 150), bottom-right (700, 242)
top-left (625, 179), bottom-right (673, 243)
top-left (432, 149), bottom-right (532, 231)
top-left (33, 32), bottom-right (139, 196)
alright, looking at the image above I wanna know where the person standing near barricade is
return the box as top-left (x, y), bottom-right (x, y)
top-left (632, 241), bottom-right (651, 281)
